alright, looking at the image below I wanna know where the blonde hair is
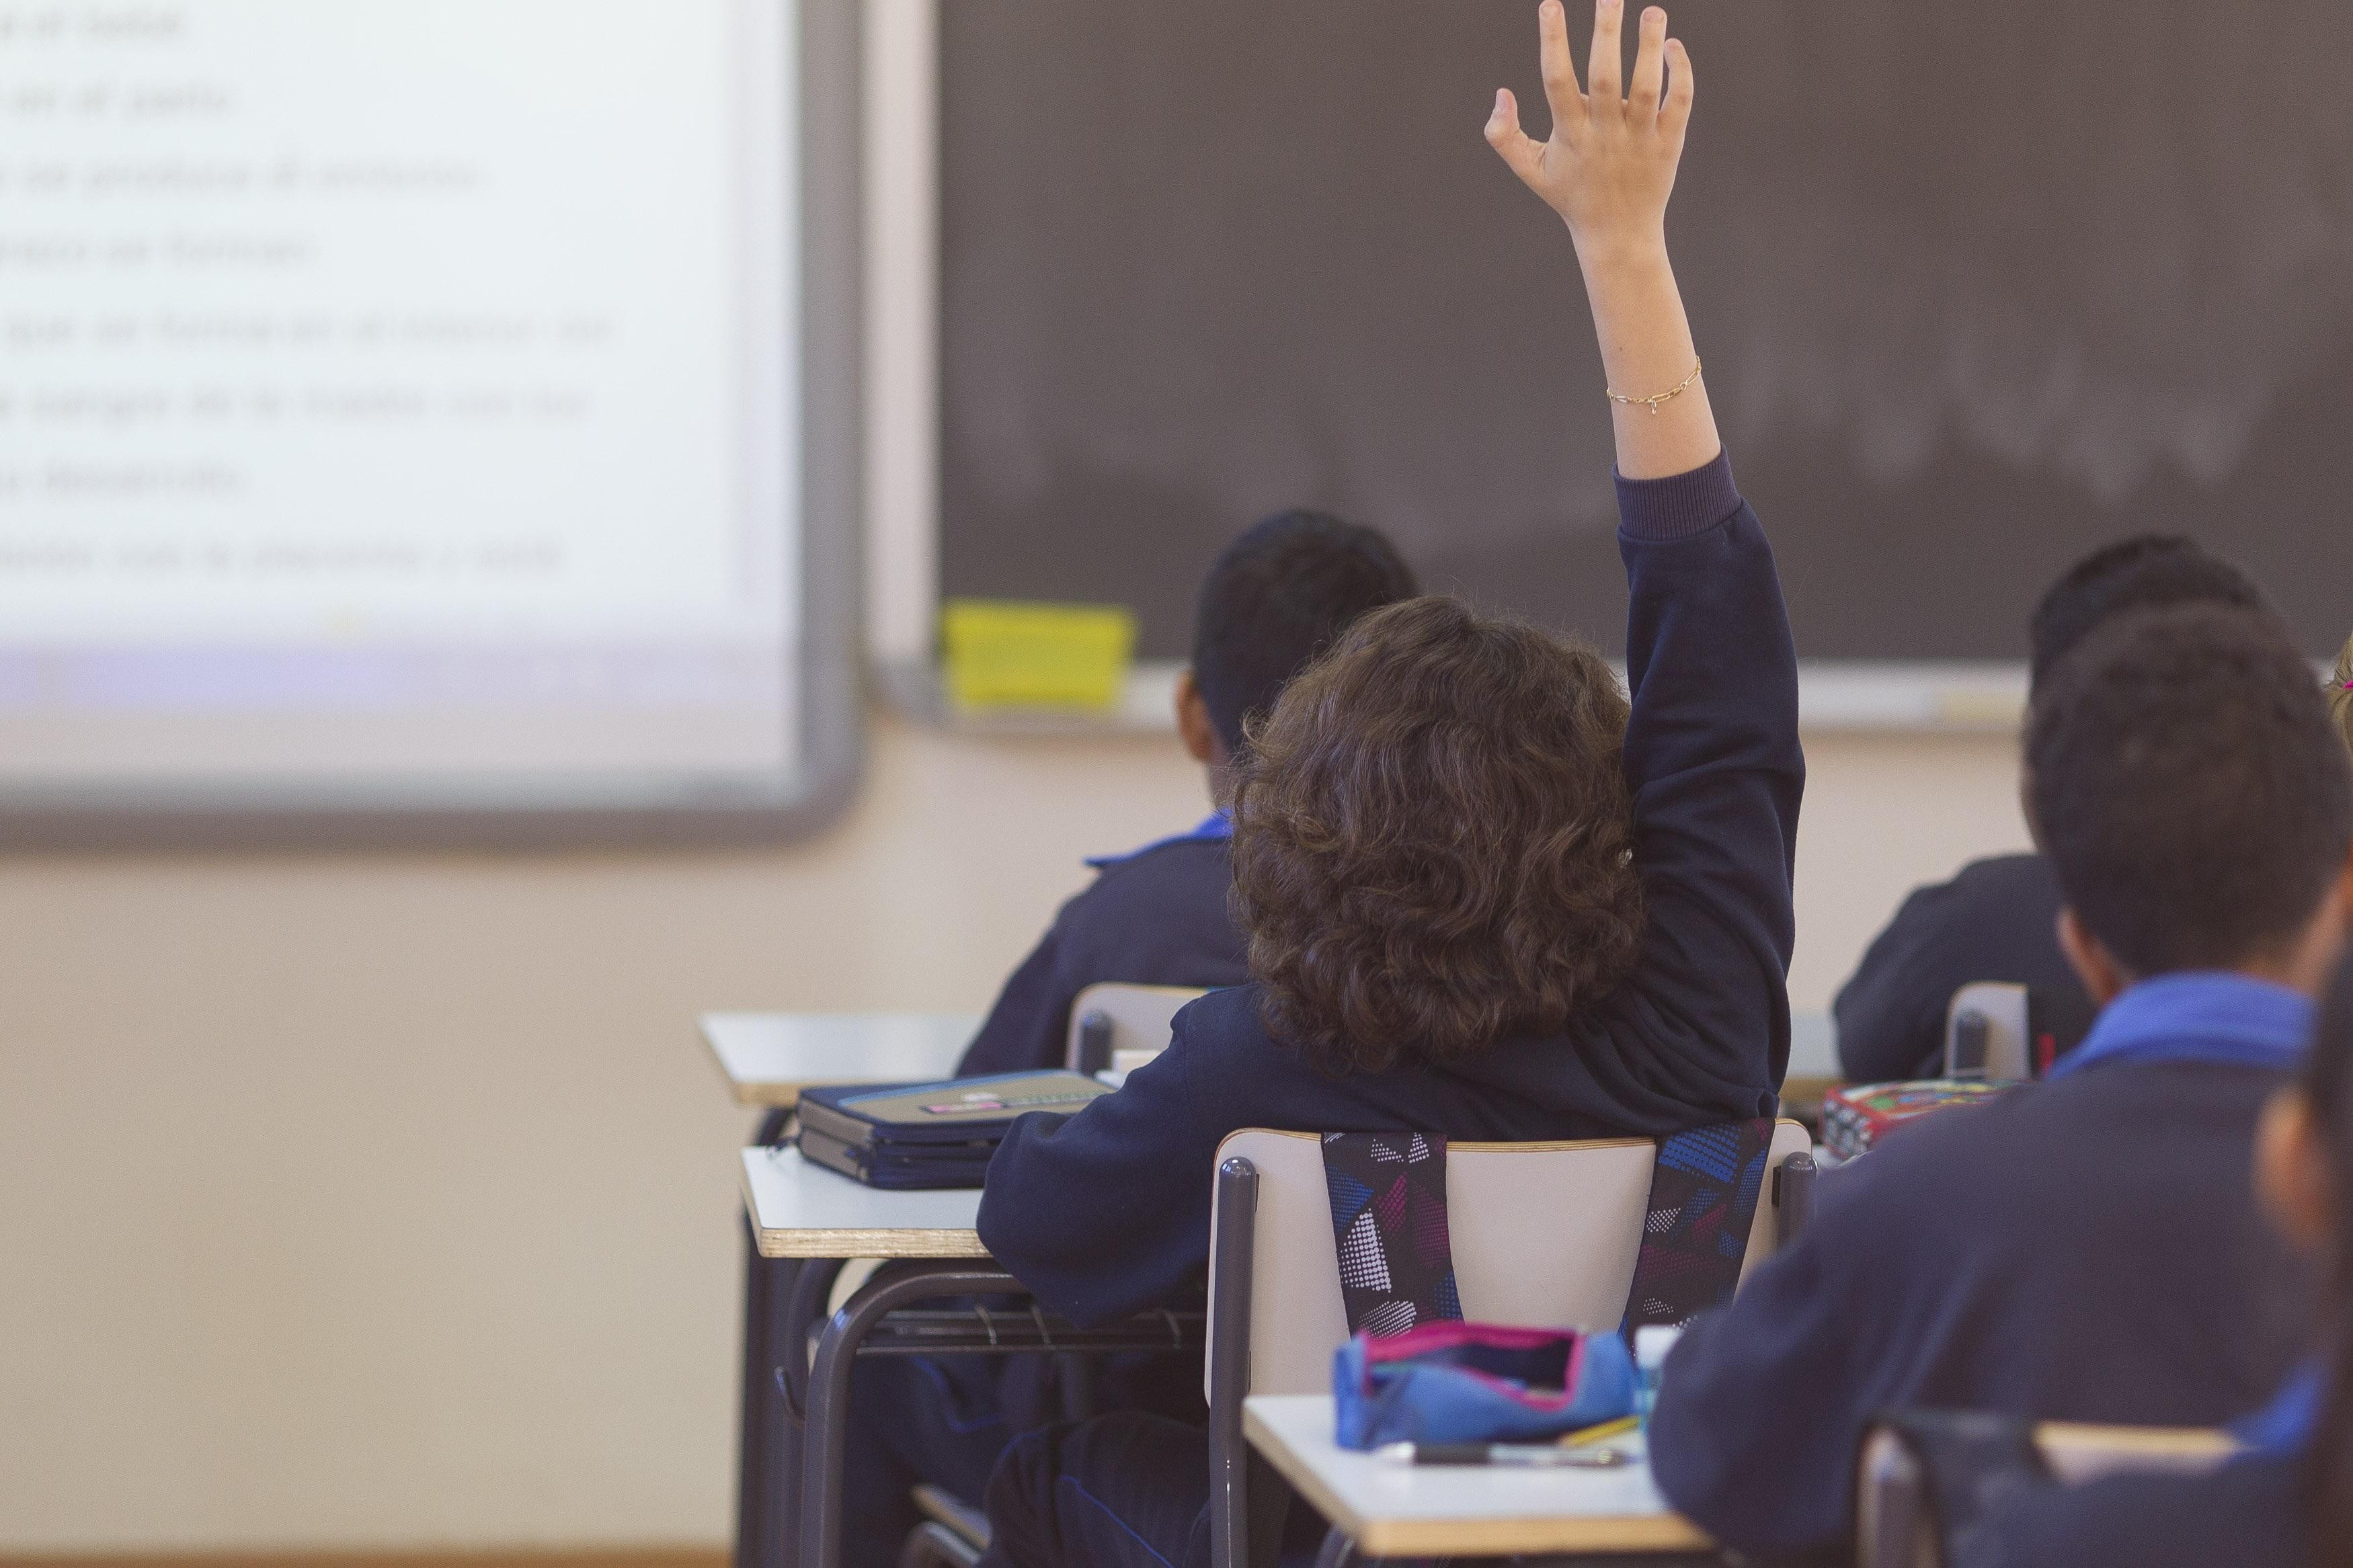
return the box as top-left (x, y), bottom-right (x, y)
top-left (2336, 631), bottom-right (2353, 751)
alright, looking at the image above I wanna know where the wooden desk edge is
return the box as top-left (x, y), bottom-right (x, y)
top-left (748, 1228), bottom-right (992, 1260)
top-left (1240, 1405), bottom-right (1713, 1558)
top-left (735, 1158), bottom-right (992, 1260)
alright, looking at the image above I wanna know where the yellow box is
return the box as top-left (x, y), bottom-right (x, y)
top-left (941, 599), bottom-right (1138, 713)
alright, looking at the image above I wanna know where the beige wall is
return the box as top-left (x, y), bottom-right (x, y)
top-left (0, 714), bottom-right (2031, 1552)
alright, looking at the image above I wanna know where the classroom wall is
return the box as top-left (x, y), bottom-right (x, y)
top-left (0, 714), bottom-right (2030, 1553)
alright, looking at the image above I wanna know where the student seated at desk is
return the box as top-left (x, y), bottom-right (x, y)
top-left (951, 510), bottom-right (1417, 1079)
top-left (1648, 601), bottom-right (2353, 1561)
top-left (973, 4), bottom-right (1804, 1563)
top-left (1956, 954), bottom-right (2353, 1568)
top-left (1834, 536), bottom-right (2269, 1085)
top-left (832, 529), bottom-right (1417, 1568)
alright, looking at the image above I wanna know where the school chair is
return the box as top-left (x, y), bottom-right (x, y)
top-left (1944, 981), bottom-right (2030, 1079)
top-left (1065, 982), bottom-right (1209, 1076)
top-left (898, 1483), bottom-right (990, 1568)
top-left (1943, 982), bottom-right (2098, 1081)
top-left (1204, 1122), bottom-right (1819, 1568)
top-left (1856, 1411), bottom-right (2237, 1568)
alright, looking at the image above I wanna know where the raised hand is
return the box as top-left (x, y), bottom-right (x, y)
top-left (1485, 0), bottom-right (1718, 478)
top-left (1486, 0), bottom-right (1692, 263)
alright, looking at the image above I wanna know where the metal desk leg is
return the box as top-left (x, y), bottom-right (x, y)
top-left (798, 1264), bottom-right (1025, 1568)
top-left (736, 1222), bottom-right (795, 1568)
top-left (742, 1110), bottom-right (799, 1568)
top-left (766, 1257), bottom-right (848, 1568)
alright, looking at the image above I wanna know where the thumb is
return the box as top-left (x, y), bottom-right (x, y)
top-left (1484, 87), bottom-right (1545, 185)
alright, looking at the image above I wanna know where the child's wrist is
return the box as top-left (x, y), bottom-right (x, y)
top-left (1569, 226), bottom-right (1672, 281)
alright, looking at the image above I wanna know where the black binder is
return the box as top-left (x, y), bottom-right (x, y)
top-left (795, 1070), bottom-right (1113, 1189)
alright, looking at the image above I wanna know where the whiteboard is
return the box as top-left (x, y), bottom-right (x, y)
top-left (0, 0), bottom-right (861, 843)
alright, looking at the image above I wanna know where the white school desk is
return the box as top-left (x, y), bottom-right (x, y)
top-left (739, 1143), bottom-right (989, 1259)
top-left (703, 1012), bottom-right (981, 1109)
top-left (740, 1145), bottom-right (1202, 1568)
top-left (1244, 1394), bottom-right (1710, 1559)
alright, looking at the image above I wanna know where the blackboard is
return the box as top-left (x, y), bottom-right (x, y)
top-left (939, 0), bottom-right (2353, 661)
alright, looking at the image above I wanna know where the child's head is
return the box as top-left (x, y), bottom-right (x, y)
top-left (2028, 535), bottom-right (2267, 695)
top-left (2255, 954), bottom-right (2353, 1552)
top-left (2027, 603), bottom-right (2353, 997)
top-left (1179, 510), bottom-right (1418, 768)
top-left (1230, 597), bottom-right (1642, 1072)
top-left (2333, 631), bottom-right (2353, 753)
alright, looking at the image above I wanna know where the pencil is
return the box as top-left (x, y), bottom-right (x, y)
top-left (1561, 1415), bottom-right (1640, 1448)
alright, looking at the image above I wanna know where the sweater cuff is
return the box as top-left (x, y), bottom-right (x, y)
top-left (1614, 450), bottom-right (1743, 540)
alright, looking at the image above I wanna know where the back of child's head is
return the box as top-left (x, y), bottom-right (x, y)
top-left (2333, 630), bottom-right (2353, 753)
top-left (2028, 536), bottom-right (2268, 694)
top-left (2027, 602), bottom-right (2353, 979)
top-left (1230, 597), bottom-right (1642, 1073)
top-left (1191, 510), bottom-right (1419, 755)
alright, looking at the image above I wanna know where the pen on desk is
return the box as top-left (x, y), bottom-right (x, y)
top-left (1376, 1442), bottom-right (1630, 1468)
top-left (1562, 1415), bottom-right (1640, 1448)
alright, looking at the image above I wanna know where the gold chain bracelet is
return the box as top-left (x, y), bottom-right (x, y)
top-left (1606, 358), bottom-right (1703, 415)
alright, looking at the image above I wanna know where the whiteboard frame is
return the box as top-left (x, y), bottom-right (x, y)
top-left (0, 0), bottom-right (867, 849)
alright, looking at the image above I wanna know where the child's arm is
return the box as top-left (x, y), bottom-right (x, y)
top-left (975, 1015), bottom-right (1228, 1327)
top-left (1480, 1), bottom-right (1802, 1123)
top-left (1486, 0), bottom-right (1716, 480)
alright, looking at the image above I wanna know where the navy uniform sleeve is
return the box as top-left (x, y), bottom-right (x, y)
top-left (1487, 456), bottom-right (1802, 1131)
top-left (1833, 875), bottom-right (1977, 1083)
top-left (956, 927), bottom-right (1074, 1077)
top-left (975, 1008), bottom-right (1225, 1327)
top-left (1648, 1157), bottom-right (1925, 1555)
top-left (1833, 855), bottom-right (2086, 1085)
top-left (1609, 456), bottom-right (1804, 1110)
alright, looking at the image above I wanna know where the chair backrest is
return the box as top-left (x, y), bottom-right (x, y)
top-left (1856, 1418), bottom-right (2237, 1568)
top-left (1064, 983), bottom-right (1209, 1074)
top-left (1944, 981), bottom-right (2031, 1080)
top-left (1203, 1120), bottom-right (1813, 1401)
top-left (2034, 1421), bottom-right (2239, 1484)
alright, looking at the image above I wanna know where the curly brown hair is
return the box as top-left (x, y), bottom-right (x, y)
top-left (1229, 595), bottom-right (1645, 1073)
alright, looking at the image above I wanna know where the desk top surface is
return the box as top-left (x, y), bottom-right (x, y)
top-left (738, 1144), bottom-right (989, 1260)
top-left (1242, 1395), bottom-right (1709, 1557)
top-left (703, 1012), bottom-right (981, 1107)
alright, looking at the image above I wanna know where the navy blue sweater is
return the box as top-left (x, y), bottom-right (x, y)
top-left (1834, 853), bottom-right (2093, 1083)
top-left (955, 831), bottom-right (1250, 1079)
top-left (976, 452), bottom-right (1804, 1329)
top-left (1957, 1454), bottom-right (2309, 1568)
top-left (1649, 1061), bottom-right (2307, 1558)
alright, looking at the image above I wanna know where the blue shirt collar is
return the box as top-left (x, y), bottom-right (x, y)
top-left (2229, 1362), bottom-right (2325, 1456)
top-left (1084, 811), bottom-right (1233, 870)
top-left (2043, 971), bottom-right (2311, 1082)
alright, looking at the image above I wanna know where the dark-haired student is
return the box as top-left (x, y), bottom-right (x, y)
top-left (1650, 600), bottom-right (2353, 1561)
top-left (949, 509), bottom-right (1419, 1081)
top-left (1954, 953), bottom-right (2353, 1568)
top-left (1834, 536), bottom-right (2271, 1084)
top-left (971, 4), bottom-right (1805, 1563)
top-left (829, 515), bottom-right (1417, 1568)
